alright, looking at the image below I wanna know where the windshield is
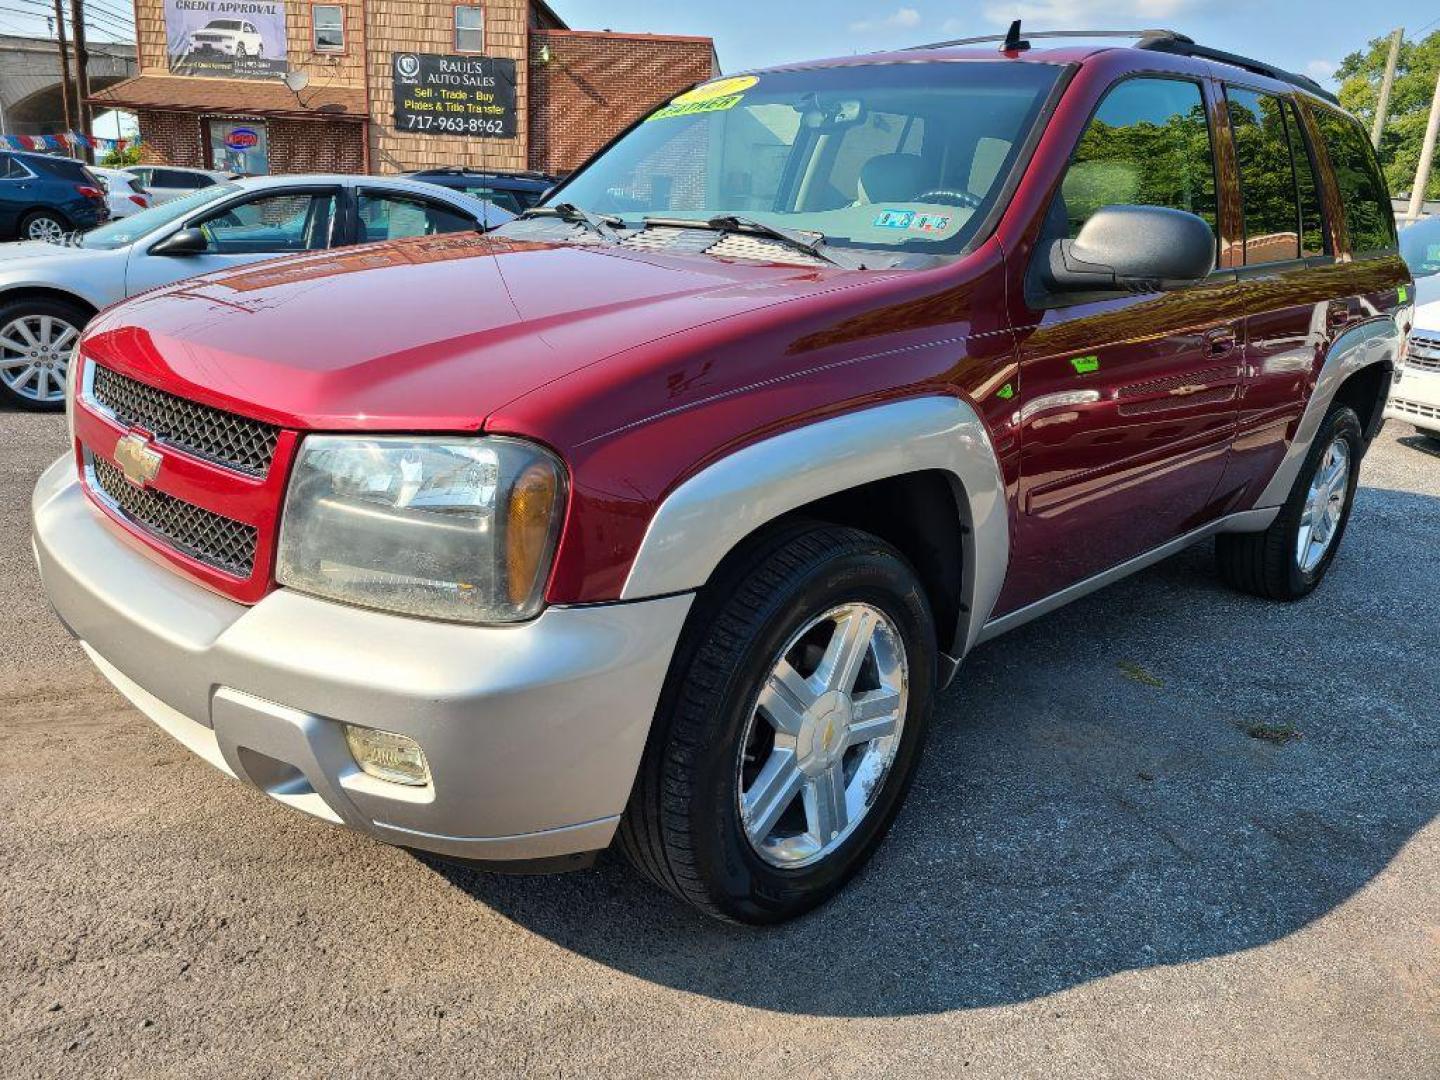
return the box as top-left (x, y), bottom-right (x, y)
top-left (1400, 216), bottom-right (1440, 279)
top-left (78, 184), bottom-right (241, 249)
top-left (547, 61), bottom-right (1061, 256)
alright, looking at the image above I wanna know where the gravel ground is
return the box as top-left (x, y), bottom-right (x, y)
top-left (2, 407), bottom-right (1438, 1079)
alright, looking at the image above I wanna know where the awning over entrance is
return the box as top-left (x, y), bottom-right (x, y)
top-left (89, 75), bottom-right (367, 120)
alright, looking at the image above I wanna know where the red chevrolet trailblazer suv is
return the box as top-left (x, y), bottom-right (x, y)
top-left (34, 27), bottom-right (1411, 923)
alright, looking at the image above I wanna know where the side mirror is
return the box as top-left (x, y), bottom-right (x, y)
top-left (150, 227), bottom-right (208, 256)
top-left (1044, 205), bottom-right (1215, 293)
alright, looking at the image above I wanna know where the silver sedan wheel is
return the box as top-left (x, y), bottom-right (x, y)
top-left (25, 215), bottom-right (66, 242)
top-left (737, 602), bottom-right (908, 869)
top-left (1297, 435), bottom-right (1350, 573)
top-left (0, 314), bottom-right (78, 404)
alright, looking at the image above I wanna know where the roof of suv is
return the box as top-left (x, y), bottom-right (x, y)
top-left (748, 27), bottom-right (1340, 107)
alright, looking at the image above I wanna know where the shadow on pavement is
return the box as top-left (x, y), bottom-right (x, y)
top-left (429, 485), bottom-right (1440, 1017)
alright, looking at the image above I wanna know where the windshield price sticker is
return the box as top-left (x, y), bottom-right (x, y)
top-left (647, 75), bottom-right (759, 122)
top-left (393, 53), bottom-right (517, 138)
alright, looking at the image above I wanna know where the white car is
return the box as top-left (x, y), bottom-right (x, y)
top-left (89, 166), bottom-right (150, 219)
top-left (1390, 217), bottom-right (1440, 439)
top-left (0, 174), bottom-right (513, 409)
top-left (185, 19), bottom-right (265, 58)
top-left (124, 165), bottom-right (235, 205)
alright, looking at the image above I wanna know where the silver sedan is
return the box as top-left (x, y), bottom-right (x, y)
top-left (0, 173), bottom-right (512, 410)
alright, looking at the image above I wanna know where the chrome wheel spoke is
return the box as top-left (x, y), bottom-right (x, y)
top-left (847, 689), bottom-right (901, 746)
top-left (12, 320), bottom-right (37, 347)
top-left (803, 766), bottom-right (848, 844)
top-left (758, 659), bottom-right (816, 736)
top-left (741, 750), bottom-right (803, 843)
top-left (51, 325), bottom-right (78, 352)
top-left (814, 607), bottom-right (877, 694)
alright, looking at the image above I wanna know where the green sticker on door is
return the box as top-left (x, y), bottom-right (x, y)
top-left (1070, 354), bottom-right (1101, 375)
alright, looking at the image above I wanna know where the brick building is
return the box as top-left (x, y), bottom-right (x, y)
top-left (90, 1), bottom-right (716, 176)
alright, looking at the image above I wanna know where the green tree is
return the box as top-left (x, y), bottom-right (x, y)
top-left (99, 144), bottom-right (141, 168)
top-left (1337, 29), bottom-right (1440, 199)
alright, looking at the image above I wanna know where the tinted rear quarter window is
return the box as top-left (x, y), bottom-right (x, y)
top-left (1312, 107), bottom-right (1397, 255)
top-left (1060, 76), bottom-right (1218, 239)
top-left (1226, 87), bottom-right (1301, 263)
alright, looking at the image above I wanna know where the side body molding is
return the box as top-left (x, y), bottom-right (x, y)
top-left (1255, 311), bottom-right (1403, 507)
top-left (619, 396), bottom-right (1011, 656)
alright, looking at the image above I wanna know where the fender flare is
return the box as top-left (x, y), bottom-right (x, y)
top-left (619, 395), bottom-right (1010, 657)
top-left (1255, 311), bottom-right (1404, 507)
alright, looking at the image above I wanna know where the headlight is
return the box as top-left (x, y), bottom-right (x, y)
top-left (276, 435), bottom-right (566, 623)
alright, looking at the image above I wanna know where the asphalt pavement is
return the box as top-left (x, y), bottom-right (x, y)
top-left (2, 406), bottom-right (1437, 1078)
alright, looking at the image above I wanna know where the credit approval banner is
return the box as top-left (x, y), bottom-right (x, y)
top-left (163, 0), bottom-right (288, 80)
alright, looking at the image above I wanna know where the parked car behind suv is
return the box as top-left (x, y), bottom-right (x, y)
top-left (0, 174), bottom-right (507, 408)
top-left (405, 167), bottom-right (556, 214)
top-left (33, 29), bottom-right (1409, 923)
top-left (124, 166), bottom-right (236, 204)
top-left (1392, 215), bottom-right (1440, 438)
top-left (0, 150), bottom-right (107, 241)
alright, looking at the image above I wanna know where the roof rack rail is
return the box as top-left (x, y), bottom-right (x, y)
top-left (904, 22), bottom-right (1341, 106)
top-left (904, 26), bottom-right (1189, 51)
top-left (1136, 37), bottom-right (1340, 105)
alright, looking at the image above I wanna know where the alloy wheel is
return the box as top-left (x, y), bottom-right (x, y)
top-left (737, 602), bottom-right (908, 868)
top-left (25, 216), bottom-right (65, 242)
top-left (0, 314), bottom-right (78, 404)
top-left (1296, 435), bottom-right (1350, 573)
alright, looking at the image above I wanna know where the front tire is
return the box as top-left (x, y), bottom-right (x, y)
top-left (618, 523), bottom-right (937, 924)
top-left (1217, 404), bottom-right (1363, 600)
top-left (0, 297), bottom-right (88, 410)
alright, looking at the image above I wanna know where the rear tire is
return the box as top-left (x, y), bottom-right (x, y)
top-left (20, 209), bottom-right (68, 243)
top-left (1217, 404), bottom-right (1363, 600)
top-left (617, 522), bottom-right (937, 924)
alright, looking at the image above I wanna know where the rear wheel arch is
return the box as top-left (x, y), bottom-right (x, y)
top-left (1332, 360), bottom-right (1392, 443)
top-left (0, 286), bottom-right (98, 322)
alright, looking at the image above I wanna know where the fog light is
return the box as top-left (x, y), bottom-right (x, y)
top-left (343, 725), bottom-right (431, 787)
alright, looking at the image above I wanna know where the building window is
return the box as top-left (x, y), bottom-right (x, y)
top-left (455, 6), bottom-right (484, 52)
top-left (313, 5), bottom-right (344, 52)
top-left (207, 119), bottom-right (270, 175)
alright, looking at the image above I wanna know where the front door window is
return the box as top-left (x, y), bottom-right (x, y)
top-left (208, 120), bottom-right (269, 176)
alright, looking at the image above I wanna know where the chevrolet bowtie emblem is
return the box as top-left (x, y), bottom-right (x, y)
top-left (113, 433), bottom-right (162, 488)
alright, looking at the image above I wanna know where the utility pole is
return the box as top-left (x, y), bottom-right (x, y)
top-left (1406, 67), bottom-right (1440, 224)
top-left (68, 0), bottom-right (92, 162)
top-left (53, 0), bottom-right (76, 147)
top-left (1372, 27), bottom-right (1403, 149)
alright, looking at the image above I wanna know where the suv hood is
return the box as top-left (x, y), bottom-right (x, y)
top-left (82, 232), bottom-right (859, 432)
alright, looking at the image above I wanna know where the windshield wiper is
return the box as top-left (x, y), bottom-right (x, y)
top-left (520, 202), bottom-right (624, 243)
top-left (703, 214), bottom-right (841, 266)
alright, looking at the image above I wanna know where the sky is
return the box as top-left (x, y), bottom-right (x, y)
top-left (550, 0), bottom-right (1439, 89)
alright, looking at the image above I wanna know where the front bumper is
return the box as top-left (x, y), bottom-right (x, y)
top-left (1386, 364), bottom-right (1440, 434)
top-left (32, 455), bottom-right (691, 863)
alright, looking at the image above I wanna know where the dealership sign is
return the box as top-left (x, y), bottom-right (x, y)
top-left (392, 54), bottom-right (518, 138)
top-left (163, 0), bottom-right (288, 80)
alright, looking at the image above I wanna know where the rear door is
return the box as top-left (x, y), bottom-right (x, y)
top-left (1214, 85), bottom-right (1340, 507)
top-left (999, 74), bottom-right (1245, 614)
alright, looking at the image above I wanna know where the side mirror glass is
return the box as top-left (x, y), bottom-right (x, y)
top-left (1045, 205), bottom-right (1216, 293)
top-left (150, 227), bottom-right (208, 256)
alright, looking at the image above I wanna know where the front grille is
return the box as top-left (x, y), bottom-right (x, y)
top-left (91, 456), bottom-right (258, 577)
top-left (1406, 334), bottom-right (1440, 373)
top-left (89, 365), bottom-right (279, 477)
top-left (1390, 397), bottom-right (1440, 421)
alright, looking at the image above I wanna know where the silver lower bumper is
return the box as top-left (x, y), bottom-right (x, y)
top-left (31, 455), bottom-right (691, 862)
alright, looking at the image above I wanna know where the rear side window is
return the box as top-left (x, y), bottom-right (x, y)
top-left (1060, 77), bottom-right (1218, 239)
top-left (1283, 100), bottom-right (1326, 256)
top-left (1226, 87), bottom-right (1307, 264)
top-left (0, 154), bottom-right (29, 179)
top-left (1312, 107), bottom-right (1397, 255)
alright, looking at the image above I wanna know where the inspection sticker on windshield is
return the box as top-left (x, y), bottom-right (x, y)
top-left (874, 209), bottom-right (954, 234)
top-left (647, 75), bottom-right (759, 122)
